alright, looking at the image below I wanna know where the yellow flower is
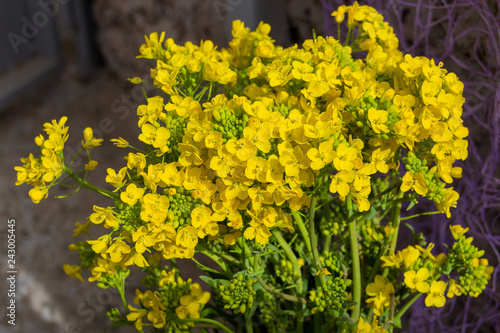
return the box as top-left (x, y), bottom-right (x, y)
top-left (120, 183), bottom-right (145, 206)
top-left (307, 141), bottom-right (335, 170)
top-left (366, 275), bottom-right (394, 316)
top-left (400, 171), bottom-right (428, 196)
top-left (368, 108), bottom-right (389, 134)
top-left (105, 167), bottom-right (127, 191)
top-left (63, 264), bottom-right (83, 282)
top-left (329, 170), bottom-right (356, 197)
top-left (446, 279), bottom-right (463, 298)
top-left (126, 305), bottom-right (148, 331)
top-left (401, 245), bottom-right (420, 269)
top-left (82, 127), bottom-right (103, 149)
top-left (89, 205), bottom-right (119, 228)
top-left (110, 137), bottom-right (129, 148)
top-left (449, 224), bottom-right (469, 240)
top-left (138, 124), bottom-right (171, 153)
top-left (425, 281), bottom-right (447, 307)
top-left (132, 226), bottom-right (156, 254)
top-left (84, 160), bottom-right (98, 170)
top-left (333, 143), bottom-right (357, 171)
top-left (106, 239), bottom-right (131, 263)
top-left (176, 283), bottom-right (210, 319)
top-left (380, 252), bottom-right (403, 268)
top-left (371, 148), bottom-right (391, 173)
top-left (404, 268), bottom-right (430, 293)
top-left (316, 268), bottom-right (331, 276)
top-left (437, 187), bottom-right (459, 218)
top-left (73, 220), bottom-right (90, 237)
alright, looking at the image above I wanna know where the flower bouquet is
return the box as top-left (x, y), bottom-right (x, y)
top-left (15, 2), bottom-right (493, 332)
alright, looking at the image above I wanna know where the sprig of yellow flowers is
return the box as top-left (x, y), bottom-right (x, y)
top-left (15, 2), bottom-right (490, 332)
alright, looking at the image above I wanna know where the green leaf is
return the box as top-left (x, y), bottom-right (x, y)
top-left (406, 200), bottom-right (416, 211)
top-left (246, 268), bottom-right (265, 278)
top-left (199, 275), bottom-right (229, 289)
top-left (404, 223), bottom-right (415, 236)
top-left (265, 243), bottom-right (280, 254)
top-left (366, 206), bottom-right (378, 220)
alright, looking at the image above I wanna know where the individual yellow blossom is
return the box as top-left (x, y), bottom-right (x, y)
top-left (268, 64), bottom-right (293, 87)
top-left (89, 205), bottom-right (119, 228)
top-left (138, 124), bottom-right (170, 153)
top-left (399, 54), bottom-right (425, 77)
top-left (110, 137), bottom-right (129, 148)
top-left (366, 275), bottom-right (394, 316)
top-left (316, 268), bottom-right (331, 276)
top-left (106, 239), bottom-right (132, 263)
top-left (120, 183), bottom-right (145, 206)
top-left (140, 193), bottom-right (169, 225)
top-left (132, 226), bottom-right (156, 253)
top-left (334, 143), bottom-right (357, 171)
top-left (368, 108), bottom-right (389, 134)
top-left (63, 264), bottom-right (84, 282)
top-left (425, 281), bottom-right (447, 308)
top-left (401, 245), bottom-right (420, 269)
top-left (73, 220), bottom-right (90, 237)
top-left (127, 305), bottom-right (148, 331)
top-left (87, 235), bottom-right (111, 255)
top-left (124, 251), bottom-right (149, 268)
top-left (380, 252), bottom-right (403, 268)
top-left (84, 160), bottom-right (98, 170)
top-left (354, 316), bottom-right (387, 333)
top-left (436, 187), bottom-right (459, 218)
top-left (140, 164), bottom-right (164, 192)
top-left (81, 127), bottom-right (103, 149)
top-left (179, 143), bottom-right (203, 167)
top-left (105, 167), bottom-right (127, 190)
top-left (137, 96), bottom-right (164, 127)
top-left (449, 224), bottom-right (469, 240)
top-left (416, 243), bottom-right (435, 260)
top-left (371, 148), bottom-right (391, 173)
top-left (330, 170), bottom-right (356, 197)
top-left (404, 268), bottom-right (430, 293)
top-left (446, 279), bottom-right (463, 298)
top-left (127, 152), bottom-right (147, 174)
top-left (137, 31), bottom-right (165, 59)
top-left (400, 171), bottom-right (428, 196)
top-left (191, 206), bottom-right (219, 238)
top-left (176, 283), bottom-right (210, 319)
top-left (307, 140), bottom-right (336, 170)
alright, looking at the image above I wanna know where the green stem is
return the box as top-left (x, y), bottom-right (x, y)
top-left (197, 246), bottom-right (230, 276)
top-left (388, 191), bottom-right (404, 256)
top-left (178, 318), bottom-right (235, 333)
top-left (347, 196), bottom-right (361, 321)
top-left (393, 293), bottom-right (422, 323)
top-left (308, 196), bottom-right (325, 288)
top-left (245, 314), bottom-right (253, 333)
top-left (255, 276), bottom-right (307, 304)
top-left (292, 212), bottom-right (313, 257)
top-left (400, 211), bottom-right (441, 221)
top-left (322, 235), bottom-right (332, 256)
top-left (62, 164), bottom-right (118, 200)
top-left (271, 229), bottom-right (303, 295)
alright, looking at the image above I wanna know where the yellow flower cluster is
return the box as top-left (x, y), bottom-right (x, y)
top-left (378, 224), bottom-right (492, 311)
top-left (14, 117), bottom-right (69, 203)
top-left (15, 118), bottom-right (103, 203)
top-left (16, 2), bottom-right (479, 330)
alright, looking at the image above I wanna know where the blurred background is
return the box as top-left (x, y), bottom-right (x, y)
top-left (0, 0), bottom-right (498, 332)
